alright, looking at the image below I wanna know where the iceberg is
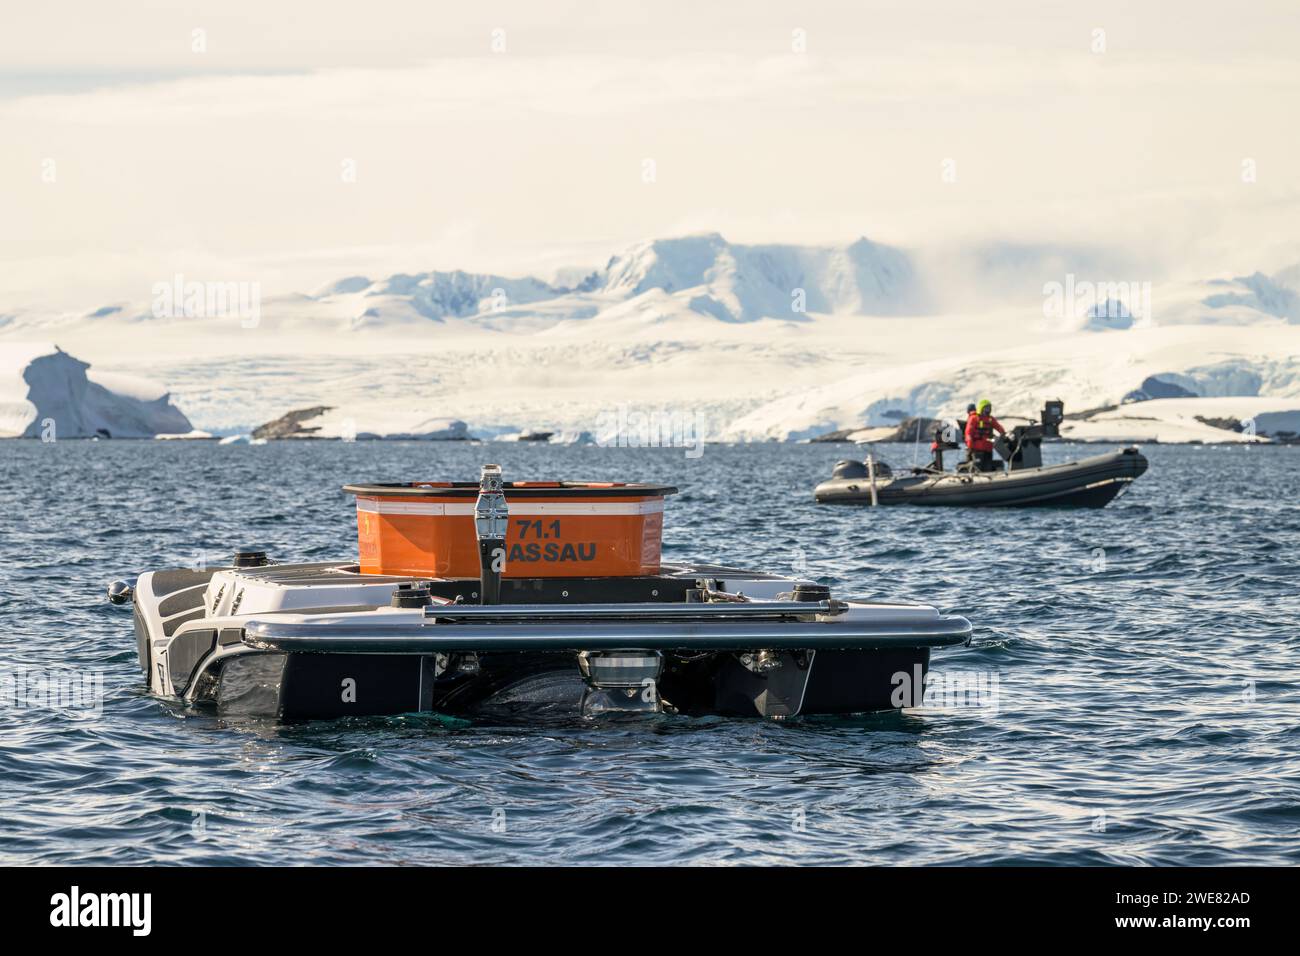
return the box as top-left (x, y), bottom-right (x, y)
top-left (0, 343), bottom-right (193, 439)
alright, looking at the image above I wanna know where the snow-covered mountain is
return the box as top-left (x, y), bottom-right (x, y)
top-left (289, 237), bottom-right (1300, 331)
top-left (595, 233), bottom-right (925, 321)
top-left (9, 232), bottom-right (1297, 334)
top-left (1194, 271), bottom-right (1300, 324)
top-left (339, 270), bottom-right (562, 327)
top-left (3, 233), bottom-right (1300, 443)
top-left (287, 233), bottom-right (926, 328)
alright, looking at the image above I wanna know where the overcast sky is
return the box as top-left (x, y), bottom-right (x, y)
top-left (3, 1), bottom-right (1299, 308)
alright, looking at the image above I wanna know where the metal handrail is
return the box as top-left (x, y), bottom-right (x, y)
top-left (420, 600), bottom-right (845, 622)
top-left (243, 615), bottom-right (973, 654)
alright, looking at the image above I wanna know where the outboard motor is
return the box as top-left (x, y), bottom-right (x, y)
top-left (1041, 399), bottom-right (1064, 437)
top-left (831, 459), bottom-right (869, 479)
top-left (474, 464), bottom-right (508, 605)
top-left (929, 423), bottom-right (961, 471)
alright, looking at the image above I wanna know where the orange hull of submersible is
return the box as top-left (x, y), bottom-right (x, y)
top-left (342, 481), bottom-right (678, 578)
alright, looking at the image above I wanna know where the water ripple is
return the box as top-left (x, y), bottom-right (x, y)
top-left (1, 441), bottom-right (1297, 864)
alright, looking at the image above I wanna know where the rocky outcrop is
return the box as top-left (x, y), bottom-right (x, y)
top-left (1194, 415), bottom-right (1245, 433)
top-left (1122, 375), bottom-right (1198, 404)
top-left (811, 416), bottom-right (952, 444)
top-left (252, 406), bottom-right (335, 440)
top-left (251, 405), bottom-right (471, 440)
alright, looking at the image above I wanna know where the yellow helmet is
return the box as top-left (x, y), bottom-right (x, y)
top-left (978, 399), bottom-right (992, 413)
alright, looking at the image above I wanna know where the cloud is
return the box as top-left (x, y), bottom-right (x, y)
top-left (2, 36), bottom-right (1299, 307)
top-left (6, 50), bottom-right (1300, 126)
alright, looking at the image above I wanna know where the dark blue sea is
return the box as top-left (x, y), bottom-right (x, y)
top-left (2, 440), bottom-right (1298, 865)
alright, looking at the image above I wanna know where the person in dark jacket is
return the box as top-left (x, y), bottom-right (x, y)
top-left (965, 399), bottom-right (1006, 472)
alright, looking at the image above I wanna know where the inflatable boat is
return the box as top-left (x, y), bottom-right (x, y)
top-left (109, 465), bottom-right (971, 721)
top-left (814, 401), bottom-right (1148, 508)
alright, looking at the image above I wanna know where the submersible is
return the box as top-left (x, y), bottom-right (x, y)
top-left (109, 465), bottom-right (971, 721)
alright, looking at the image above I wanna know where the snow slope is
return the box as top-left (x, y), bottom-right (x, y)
top-left (0, 343), bottom-right (193, 438)
top-left (720, 323), bottom-right (1300, 441)
top-left (1062, 398), bottom-right (1300, 444)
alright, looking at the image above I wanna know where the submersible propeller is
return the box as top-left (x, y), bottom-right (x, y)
top-left (474, 463), bottom-right (508, 605)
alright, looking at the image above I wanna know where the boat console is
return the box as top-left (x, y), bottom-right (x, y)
top-left (995, 400), bottom-right (1065, 470)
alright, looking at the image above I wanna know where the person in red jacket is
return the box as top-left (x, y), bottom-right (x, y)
top-left (965, 399), bottom-right (1006, 472)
